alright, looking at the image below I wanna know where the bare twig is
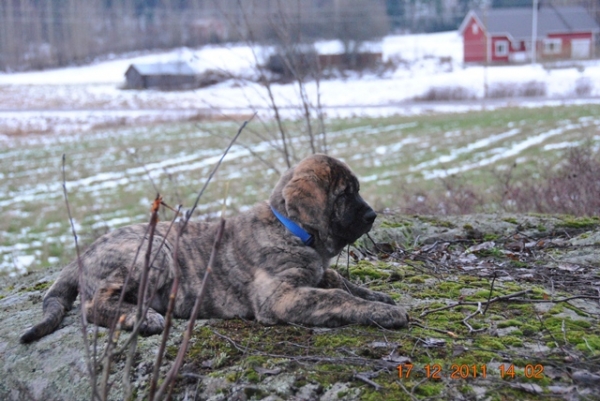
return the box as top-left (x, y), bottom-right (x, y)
top-left (462, 302), bottom-right (485, 333)
top-left (62, 154), bottom-right (99, 401)
top-left (419, 289), bottom-right (533, 317)
top-left (184, 113), bottom-right (254, 229)
top-left (482, 273), bottom-right (497, 315)
top-left (153, 219), bottom-right (226, 400)
top-left (396, 380), bottom-right (419, 401)
top-left (147, 205), bottom-right (183, 400)
top-left (123, 193), bottom-right (162, 399)
top-left (409, 321), bottom-right (459, 338)
top-left (354, 373), bottom-right (383, 390)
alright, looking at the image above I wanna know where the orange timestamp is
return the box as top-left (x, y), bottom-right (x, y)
top-left (397, 363), bottom-right (545, 380)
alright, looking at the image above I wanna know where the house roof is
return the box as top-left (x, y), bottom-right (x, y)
top-left (128, 61), bottom-right (197, 76)
top-left (461, 6), bottom-right (600, 40)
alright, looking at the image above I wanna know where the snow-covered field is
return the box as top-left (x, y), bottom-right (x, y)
top-left (2, 31), bottom-right (600, 276)
top-left (2, 31), bottom-right (600, 136)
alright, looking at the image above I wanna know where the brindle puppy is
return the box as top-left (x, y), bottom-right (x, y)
top-left (21, 154), bottom-right (408, 343)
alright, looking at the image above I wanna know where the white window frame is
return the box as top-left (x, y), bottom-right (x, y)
top-left (494, 40), bottom-right (509, 57)
top-left (543, 38), bottom-right (562, 55)
top-left (471, 23), bottom-right (479, 35)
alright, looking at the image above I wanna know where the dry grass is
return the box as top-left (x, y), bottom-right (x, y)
top-left (396, 145), bottom-right (600, 216)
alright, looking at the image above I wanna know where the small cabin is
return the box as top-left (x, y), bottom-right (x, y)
top-left (125, 62), bottom-right (198, 90)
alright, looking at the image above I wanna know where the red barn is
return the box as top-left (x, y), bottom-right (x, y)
top-left (459, 6), bottom-right (600, 64)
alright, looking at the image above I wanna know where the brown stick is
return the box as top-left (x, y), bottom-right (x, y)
top-left (183, 113), bottom-right (254, 229)
top-left (419, 289), bottom-right (533, 317)
top-left (123, 194), bottom-right (162, 399)
top-left (62, 154), bottom-right (100, 401)
top-left (147, 216), bottom-right (184, 400)
top-left (153, 219), bottom-right (226, 400)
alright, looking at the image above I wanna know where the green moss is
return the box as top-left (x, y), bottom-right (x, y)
top-left (500, 336), bottom-right (524, 347)
top-left (474, 336), bottom-right (506, 350)
top-left (313, 332), bottom-right (364, 348)
top-left (483, 233), bottom-right (499, 241)
top-left (349, 261), bottom-right (391, 280)
top-left (510, 260), bottom-right (529, 268)
top-left (503, 217), bottom-right (518, 224)
top-left (244, 355), bottom-right (267, 367)
top-left (243, 369), bottom-right (260, 383)
top-left (557, 216), bottom-right (599, 229)
top-left (547, 305), bottom-right (564, 314)
top-left (414, 381), bottom-right (443, 396)
top-left (19, 280), bottom-right (52, 293)
top-left (497, 319), bottom-right (522, 328)
top-left (545, 317), bottom-right (591, 329)
top-left (575, 335), bottom-right (600, 353)
top-left (521, 324), bottom-right (538, 336)
top-left (379, 220), bottom-right (412, 228)
top-left (417, 216), bottom-right (456, 228)
top-left (408, 276), bottom-right (425, 284)
top-left (33, 281), bottom-right (51, 291)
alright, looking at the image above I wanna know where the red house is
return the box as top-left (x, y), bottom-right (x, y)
top-left (459, 6), bottom-right (600, 63)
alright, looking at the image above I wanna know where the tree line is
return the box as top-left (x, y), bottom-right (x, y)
top-left (4, 0), bottom-right (595, 72)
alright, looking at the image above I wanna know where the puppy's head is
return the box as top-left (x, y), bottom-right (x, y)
top-left (269, 154), bottom-right (376, 257)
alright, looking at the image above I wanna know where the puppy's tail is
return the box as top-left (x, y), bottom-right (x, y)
top-left (20, 261), bottom-right (80, 343)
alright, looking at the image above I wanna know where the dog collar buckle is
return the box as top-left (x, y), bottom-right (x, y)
top-left (270, 205), bottom-right (314, 246)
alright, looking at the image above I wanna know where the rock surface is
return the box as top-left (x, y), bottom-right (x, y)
top-left (2, 214), bottom-right (600, 400)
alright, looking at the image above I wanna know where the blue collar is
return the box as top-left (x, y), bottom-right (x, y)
top-left (270, 205), bottom-right (314, 246)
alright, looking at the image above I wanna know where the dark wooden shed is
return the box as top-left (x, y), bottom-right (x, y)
top-left (125, 61), bottom-right (198, 90)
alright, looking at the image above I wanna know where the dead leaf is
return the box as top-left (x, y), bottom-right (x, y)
top-left (369, 341), bottom-right (398, 348)
top-left (254, 367), bottom-right (282, 376)
top-left (422, 338), bottom-right (446, 348)
top-left (382, 350), bottom-right (411, 364)
top-left (151, 195), bottom-right (162, 213)
top-left (452, 344), bottom-right (467, 356)
top-left (509, 383), bottom-right (543, 394)
top-left (557, 263), bottom-right (581, 272)
top-left (465, 241), bottom-right (495, 254)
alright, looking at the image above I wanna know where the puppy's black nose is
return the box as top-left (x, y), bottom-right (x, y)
top-left (363, 209), bottom-right (377, 224)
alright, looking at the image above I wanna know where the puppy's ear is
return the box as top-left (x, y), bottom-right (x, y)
top-left (269, 167), bottom-right (295, 212)
top-left (281, 170), bottom-right (328, 229)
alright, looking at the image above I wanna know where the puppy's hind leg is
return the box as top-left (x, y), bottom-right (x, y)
top-left (85, 283), bottom-right (165, 336)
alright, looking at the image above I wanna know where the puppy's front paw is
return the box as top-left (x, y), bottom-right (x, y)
top-left (371, 306), bottom-right (409, 329)
top-left (371, 291), bottom-right (396, 305)
top-left (125, 310), bottom-right (165, 336)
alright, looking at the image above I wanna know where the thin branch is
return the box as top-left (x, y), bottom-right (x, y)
top-left (354, 373), bottom-right (382, 390)
top-left (184, 113), bottom-right (254, 229)
top-left (419, 289), bottom-right (533, 317)
top-left (123, 193), bottom-right (161, 399)
top-left (409, 322), bottom-right (459, 338)
top-left (147, 213), bottom-right (184, 401)
top-left (153, 219), bottom-right (226, 400)
top-left (482, 273), bottom-right (497, 315)
top-left (62, 154), bottom-right (99, 401)
top-left (462, 302), bottom-right (486, 333)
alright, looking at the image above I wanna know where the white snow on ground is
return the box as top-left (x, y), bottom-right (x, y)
top-left (1, 30), bottom-right (600, 136)
top-left (2, 31), bottom-right (600, 274)
top-left (422, 121), bottom-right (589, 179)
